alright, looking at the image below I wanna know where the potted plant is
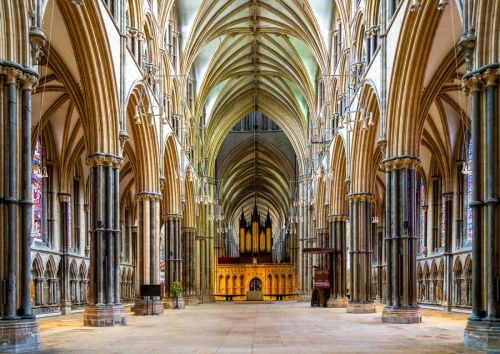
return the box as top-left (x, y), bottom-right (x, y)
top-left (170, 280), bottom-right (183, 309)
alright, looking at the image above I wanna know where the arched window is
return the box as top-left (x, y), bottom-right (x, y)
top-left (32, 138), bottom-right (44, 243)
top-left (104, 0), bottom-right (118, 21)
top-left (72, 177), bottom-right (81, 251)
top-left (465, 138), bottom-right (473, 243)
top-left (416, 173), bottom-right (425, 254)
top-left (457, 137), bottom-right (473, 248)
top-left (431, 163), bottom-right (444, 252)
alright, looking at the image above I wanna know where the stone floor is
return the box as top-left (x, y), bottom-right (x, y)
top-left (33, 302), bottom-right (483, 354)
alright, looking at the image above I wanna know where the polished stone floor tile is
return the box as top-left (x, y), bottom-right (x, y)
top-left (35, 302), bottom-right (483, 354)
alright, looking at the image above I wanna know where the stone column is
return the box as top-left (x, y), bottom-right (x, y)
top-left (58, 193), bottom-right (72, 314)
top-left (365, 30), bottom-right (372, 64)
top-left (137, 31), bottom-right (145, 68)
top-left (382, 157), bottom-right (421, 324)
top-left (0, 63), bottom-right (40, 351)
top-left (370, 26), bottom-right (379, 58)
top-left (84, 204), bottom-right (90, 257)
top-left (163, 214), bottom-right (185, 308)
top-left (133, 192), bottom-right (163, 315)
top-left (443, 192), bottom-right (454, 311)
top-left (83, 154), bottom-right (126, 327)
top-left (464, 69), bottom-right (500, 350)
top-left (375, 225), bottom-right (384, 302)
top-left (346, 193), bottom-right (376, 313)
top-left (182, 227), bottom-right (198, 304)
top-left (315, 227), bottom-right (328, 268)
top-left (327, 215), bottom-right (348, 308)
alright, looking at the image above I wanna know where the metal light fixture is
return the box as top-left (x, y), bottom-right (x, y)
top-left (134, 107), bottom-right (142, 124)
top-left (462, 161), bottom-right (471, 175)
top-left (410, 0), bottom-right (422, 11)
top-left (437, 0), bottom-right (449, 10)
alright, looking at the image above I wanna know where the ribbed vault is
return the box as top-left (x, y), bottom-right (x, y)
top-left (179, 0), bottom-right (334, 170)
top-left (217, 128), bottom-right (295, 242)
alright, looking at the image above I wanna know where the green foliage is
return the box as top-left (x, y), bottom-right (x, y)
top-left (171, 280), bottom-right (183, 296)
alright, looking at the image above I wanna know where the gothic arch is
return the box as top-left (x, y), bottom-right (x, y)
top-left (54, 0), bottom-right (121, 155)
top-left (163, 135), bottom-right (181, 215)
top-left (350, 82), bottom-right (381, 194)
top-left (329, 135), bottom-right (348, 216)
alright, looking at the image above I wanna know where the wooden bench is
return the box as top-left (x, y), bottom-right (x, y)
top-left (264, 293), bottom-right (299, 301)
top-left (212, 294), bottom-right (245, 301)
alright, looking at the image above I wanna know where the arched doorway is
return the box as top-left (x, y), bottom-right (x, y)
top-left (249, 278), bottom-right (263, 292)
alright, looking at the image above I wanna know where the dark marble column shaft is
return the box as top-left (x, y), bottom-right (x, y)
top-left (382, 157), bottom-right (421, 324)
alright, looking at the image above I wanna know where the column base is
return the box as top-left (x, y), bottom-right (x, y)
top-left (297, 294), bottom-right (312, 302)
top-left (83, 304), bottom-right (127, 327)
top-left (346, 302), bottom-right (377, 313)
top-left (382, 307), bottom-right (422, 324)
top-left (464, 318), bottom-right (500, 351)
top-left (132, 298), bottom-right (163, 315)
top-left (0, 318), bottom-right (40, 352)
top-left (163, 296), bottom-right (186, 309)
top-left (183, 295), bottom-right (199, 306)
top-left (61, 300), bottom-right (72, 315)
top-left (441, 301), bottom-right (452, 312)
top-left (326, 297), bottom-right (348, 308)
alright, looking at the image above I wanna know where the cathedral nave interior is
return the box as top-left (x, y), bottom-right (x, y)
top-left (0, 0), bottom-right (498, 352)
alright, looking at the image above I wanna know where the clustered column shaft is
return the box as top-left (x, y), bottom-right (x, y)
top-left (347, 194), bottom-right (375, 313)
top-left (164, 215), bottom-right (182, 298)
top-left (133, 192), bottom-right (162, 315)
top-left (382, 157), bottom-right (421, 324)
top-left (327, 215), bottom-right (347, 307)
top-left (182, 227), bottom-right (196, 297)
top-left (83, 154), bottom-right (125, 326)
top-left (0, 62), bottom-right (40, 351)
top-left (59, 193), bottom-right (72, 314)
top-left (464, 69), bottom-right (500, 350)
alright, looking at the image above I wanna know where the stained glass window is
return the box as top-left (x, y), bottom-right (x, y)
top-left (32, 139), bottom-right (43, 242)
top-left (466, 138), bottom-right (473, 242)
top-left (441, 195), bottom-right (446, 248)
top-left (419, 180), bottom-right (425, 253)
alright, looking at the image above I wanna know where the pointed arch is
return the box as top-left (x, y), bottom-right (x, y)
top-left (329, 135), bottom-right (348, 216)
top-left (163, 135), bottom-right (181, 215)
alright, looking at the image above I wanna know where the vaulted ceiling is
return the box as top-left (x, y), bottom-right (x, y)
top-left (179, 0), bottom-right (334, 163)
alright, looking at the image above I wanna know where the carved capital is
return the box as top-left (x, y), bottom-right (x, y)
top-left (2, 66), bottom-right (22, 84)
top-left (483, 69), bottom-right (499, 87)
top-left (29, 27), bottom-right (47, 66)
top-left (128, 27), bottom-right (138, 38)
top-left (347, 192), bottom-right (373, 203)
top-left (136, 31), bottom-right (145, 41)
top-left (86, 153), bottom-right (123, 168)
top-left (381, 155), bottom-right (420, 171)
top-left (457, 31), bottom-right (476, 72)
top-left (20, 72), bottom-right (39, 90)
top-left (58, 193), bottom-right (71, 203)
top-left (135, 191), bottom-right (163, 202)
top-left (443, 192), bottom-right (454, 202)
top-left (328, 214), bottom-right (348, 222)
top-left (162, 213), bottom-right (183, 221)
